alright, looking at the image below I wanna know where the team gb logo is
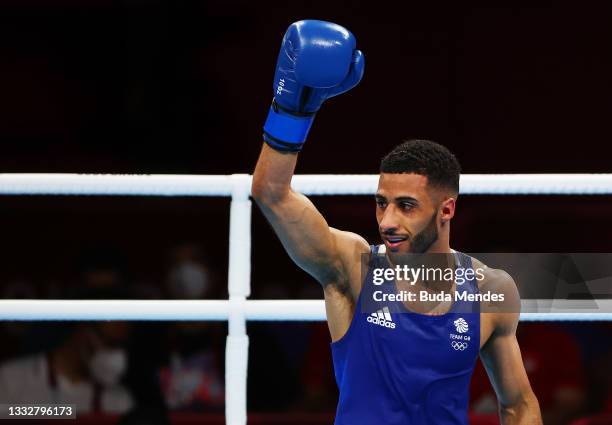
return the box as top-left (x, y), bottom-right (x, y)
top-left (454, 317), bottom-right (469, 334)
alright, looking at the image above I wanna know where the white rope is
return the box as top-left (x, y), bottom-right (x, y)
top-left (0, 300), bottom-right (609, 321)
top-left (0, 174), bottom-right (234, 196)
top-left (458, 174), bottom-right (612, 195)
top-left (1, 173), bottom-right (612, 195)
top-left (293, 174), bottom-right (612, 195)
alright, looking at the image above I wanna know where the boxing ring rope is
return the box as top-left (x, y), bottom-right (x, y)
top-left (1, 172), bottom-right (612, 425)
top-left (2, 173), bottom-right (612, 195)
top-left (0, 299), bottom-right (611, 321)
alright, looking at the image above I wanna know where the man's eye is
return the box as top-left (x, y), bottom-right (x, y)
top-left (376, 200), bottom-right (387, 208)
top-left (400, 203), bottom-right (415, 210)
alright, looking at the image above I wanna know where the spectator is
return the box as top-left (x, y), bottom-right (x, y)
top-left (159, 243), bottom-right (224, 411)
top-left (158, 322), bottom-right (224, 411)
top-left (165, 243), bottom-right (217, 300)
top-left (0, 321), bottom-right (133, 414)
top-left (74, 244), bottom-right (130, 292)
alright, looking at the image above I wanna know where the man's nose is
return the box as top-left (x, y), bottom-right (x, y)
top-left (379, 205), bottom-right (400, 233)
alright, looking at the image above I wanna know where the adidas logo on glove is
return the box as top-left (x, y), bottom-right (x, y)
top-left (366, 307), bottom-right (396, 329)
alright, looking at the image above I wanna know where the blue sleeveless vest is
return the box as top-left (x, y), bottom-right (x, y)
top-left (331, 245), bottom-right (480, 424)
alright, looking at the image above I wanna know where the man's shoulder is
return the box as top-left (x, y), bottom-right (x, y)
top-left (330, 228), bottom-right (370, 255)
top-left (465, 255), bottom-right (516, 293)
top-left (329, 228), bottom-right (371, 278)
top-left (467, 254), bottom-right (521, 322)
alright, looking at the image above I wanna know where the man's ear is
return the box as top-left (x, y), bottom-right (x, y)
top-left (440, 197), bottom-right (456, 223)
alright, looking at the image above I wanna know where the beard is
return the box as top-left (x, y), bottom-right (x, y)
top-left (409, 211), bottom-right (439, 253)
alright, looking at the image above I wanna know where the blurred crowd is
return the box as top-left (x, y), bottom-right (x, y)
top-left (1, 243), bottom-right (612, 425)
top-left (0, 243), bottom-right (225, 424)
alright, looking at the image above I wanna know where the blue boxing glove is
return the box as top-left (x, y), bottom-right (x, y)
top-left (263, 20), bottom-right (365, 152)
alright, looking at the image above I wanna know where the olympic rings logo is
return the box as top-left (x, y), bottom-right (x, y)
top-left (451, 341), bottom-right (468, 351)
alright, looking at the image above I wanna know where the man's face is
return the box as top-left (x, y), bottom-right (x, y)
top-left (375, 173), bottom-right (442, 255)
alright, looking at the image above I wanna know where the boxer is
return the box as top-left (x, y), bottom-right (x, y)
top-left (252, 20), bottom-right (541, 425)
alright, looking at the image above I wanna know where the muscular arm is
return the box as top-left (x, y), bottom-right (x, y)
top-left (480, 271), bottom-right (542, 425)
top-left (251, 143), bottom-right (368, 293)
top-left (253, 21), bottom-right (365, 339)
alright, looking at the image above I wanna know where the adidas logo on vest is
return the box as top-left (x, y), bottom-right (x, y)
top-left (367, 306), bottom-right (396, 329)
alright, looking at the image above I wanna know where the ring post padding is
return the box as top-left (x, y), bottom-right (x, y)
top-left (228, 174), bottom-right (252, 298)
top-left (225, 333), bottom-right (249, 425)
top-left (225, 174), bottom-right (252, 425)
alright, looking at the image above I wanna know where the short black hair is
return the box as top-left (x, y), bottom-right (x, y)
top-left (380, 139), bottom-right (461, 194)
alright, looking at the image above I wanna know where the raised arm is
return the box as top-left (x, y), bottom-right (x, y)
top-left (252, 145), bottom-right (365, 286)
top-left (251, 20), bottom-right (366, 289)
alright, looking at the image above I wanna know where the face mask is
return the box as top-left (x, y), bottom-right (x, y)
top-left (89, 348), bottom-right (127, 387)
top-left (167, 261), bottom-right (209, 299)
